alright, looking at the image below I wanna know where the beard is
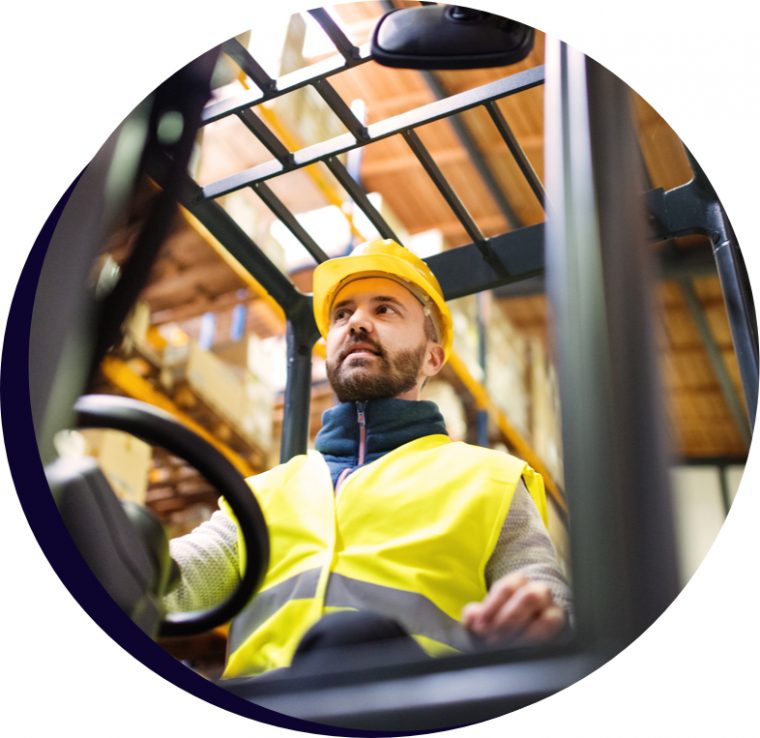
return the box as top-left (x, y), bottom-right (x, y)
top-left (327, 336), bottom-right (427, 402)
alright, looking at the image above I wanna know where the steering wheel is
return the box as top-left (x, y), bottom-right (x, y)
top-left (73, 393), bottom-right (270, 638)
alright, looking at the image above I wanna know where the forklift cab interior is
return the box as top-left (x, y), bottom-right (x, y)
top-left (10, 2), bottom-right (757, 733)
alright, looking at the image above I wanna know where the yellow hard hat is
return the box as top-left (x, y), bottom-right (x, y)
top-left (312, 239), bottom-right (453, 361)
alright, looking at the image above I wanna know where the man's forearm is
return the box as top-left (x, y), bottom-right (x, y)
top-left (485, 480), bottom-right (572, 613)
top-left (164, 509), bottom-right (240, 613)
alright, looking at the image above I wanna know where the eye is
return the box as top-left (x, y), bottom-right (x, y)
top-left (376, 304), bottom-right (395, 315)
top-left (331, 307), bottom-right (351, 324)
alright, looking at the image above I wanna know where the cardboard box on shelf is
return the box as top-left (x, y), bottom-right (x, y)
top-left (241, 373), bottom-right (276, 453)
top-left (485, 300), bottom-right (528, 373)
top-left (187, 341), bottom-right (246, 425)
top-left (154, 324), bottom-right (192, 391)
top-left (209, 337), bottom-right (248, 371)
top-left (210, 334), bottom-right (279, 388)
top-left (422, 379), bottom-right (468, 442)
top-left (158, 323), bottom-right (191, 368)
top-left (529, 337), bottom-right (564, 483)
top-left (123, 302), bottom-right (163, 366)
top-left (124, 301), bottom-right (151, 348)
top-left (481, 297), bottom-right (531, 435)
top-left (78, 428), bottom-right (152, 506)
top-left (123, 301), bottom-right (192, 387)
top-left (186, 341), bottom-right (276, 454)
top-left (486, 359), bottom-right (530, 436)
top-left (449, 294), bottom-right (483, 383)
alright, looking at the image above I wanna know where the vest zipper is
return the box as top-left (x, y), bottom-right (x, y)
top-left (335, 401), bottom-right (368, 494)
top-left (356, 401), bottom-right (367, 466)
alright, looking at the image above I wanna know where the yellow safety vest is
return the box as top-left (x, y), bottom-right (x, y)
top-left (222, 434), bottom-right (546, 678)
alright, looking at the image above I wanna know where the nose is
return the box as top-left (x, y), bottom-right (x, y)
top-left (347, 306), bottom-right (373, 335)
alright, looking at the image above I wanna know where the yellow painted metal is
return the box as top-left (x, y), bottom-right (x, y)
top-left (177, 204), bottom-right (287, 324)
top-left (100, 356), bottom-right (255, 477)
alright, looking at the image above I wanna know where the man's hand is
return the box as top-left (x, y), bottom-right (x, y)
top-left (461, 571), bottom-right (567, 646)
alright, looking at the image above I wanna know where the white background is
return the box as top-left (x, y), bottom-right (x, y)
top-left (1, 1), bottom-right (757, 735)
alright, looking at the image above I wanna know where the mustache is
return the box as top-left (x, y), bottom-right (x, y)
top-left (339, 335), bottom-right (385, 362)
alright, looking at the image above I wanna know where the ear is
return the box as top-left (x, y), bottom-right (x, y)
top-left (421, 342), bottom-right (446, 379)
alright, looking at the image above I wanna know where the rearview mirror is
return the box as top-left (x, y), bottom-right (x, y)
top-left (371, 5), bottom-right (535, 70)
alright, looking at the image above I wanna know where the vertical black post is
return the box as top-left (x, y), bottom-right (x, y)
top-left (544, 41), bottom-right (680, 654)
top-left (684, 153), bottom-right (758, 431)
top-left (586, 55), bottom-right (681, 638)
top-left (281, 298), bottom-right (320, 463)
top-left (710, 211), bottom-right (758, 430)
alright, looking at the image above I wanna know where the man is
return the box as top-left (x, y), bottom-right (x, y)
top-left (167, 239), bottom-right (571, 678)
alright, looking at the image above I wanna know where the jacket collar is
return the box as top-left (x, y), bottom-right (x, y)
top-left (314, 398), bottom-right (447, 460)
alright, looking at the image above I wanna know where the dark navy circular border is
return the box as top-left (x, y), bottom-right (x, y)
top-left (0, 178), bottom-right (443, 738)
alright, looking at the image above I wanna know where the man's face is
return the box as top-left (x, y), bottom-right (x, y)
top-left (325, 277), bottom-right (443, 402)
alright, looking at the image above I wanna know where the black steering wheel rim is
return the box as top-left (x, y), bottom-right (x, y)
top-left (74, 393), bottom-right (269, 637)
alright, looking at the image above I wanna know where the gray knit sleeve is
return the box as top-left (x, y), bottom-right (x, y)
top-left (485, 479), bottom-right (573, 613)
top-left (164, 508), bottom-right (241, 613)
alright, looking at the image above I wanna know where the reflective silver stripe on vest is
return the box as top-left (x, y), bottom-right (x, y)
top-left (325, 573), bottom-right (479, 652)
top-left (229, 569), bottom-right (480, 654)
top-left (228, 568), bottom-right (321, 653)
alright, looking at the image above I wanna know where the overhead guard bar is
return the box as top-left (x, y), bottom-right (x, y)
top-left (202, 65), bottom-right (545, 199)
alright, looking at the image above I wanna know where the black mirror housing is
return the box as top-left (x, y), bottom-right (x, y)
top-left (371, 5), bottom-right (535, 70)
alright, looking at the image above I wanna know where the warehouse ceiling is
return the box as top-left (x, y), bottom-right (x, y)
top-left (115, 1), bottom-right (752, 475)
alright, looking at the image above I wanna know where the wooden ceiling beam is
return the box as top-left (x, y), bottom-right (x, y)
top-left (360, 136), bottom-right (543, 179)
